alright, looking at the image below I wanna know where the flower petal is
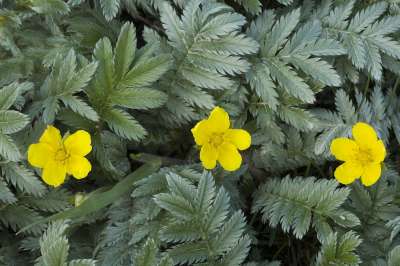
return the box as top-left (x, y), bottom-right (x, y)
top-left (39, 125), bottom-right (62, 147)
top-left (207, 106), bottom-right (230, 132)
top-left (42, 160), bottom-right (66, 187)
top-left (217, 142), bottom-right (242, 171)
top-left (334, 161), bottom-right (363, 185)
top-left (360, 163), bottom-right (381, 186)
top-left (225, 129), bottom-right (251, 150)
top-left (191, 120), bottom-right (210, 146)
top-left (352, 122), bottom-right (378, 148)
top-left (200, 144), bottom-right (217, 169)
top-left (64, 130), bottom-right (92, 156)
top-left (67, 155), bottom-right (92, 179)
top-left (27, 143), bottom-right (54, 168)
top-left (370, 140), bottom-right (386, 163)
top-left (330, 138), bottom-right (358, 161)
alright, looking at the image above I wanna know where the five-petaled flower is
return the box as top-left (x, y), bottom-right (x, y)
top-left (330, 122), bottom-right (386, 186)
top-left (28, 125), bottom-right (92, 187)
top-left (191, 106), bottom-right (251, 171)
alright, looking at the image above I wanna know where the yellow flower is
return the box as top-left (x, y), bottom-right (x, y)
top-left (28, 125), bottom-right (92, 187)
top-left (330, 122), bottom-right (386, 186)
top-left (191, 107), bottom-right (251, 171)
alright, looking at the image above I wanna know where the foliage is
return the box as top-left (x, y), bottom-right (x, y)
top-left (154, 171), bottom-right (251, 265)
top-left (35, 220), bottom-right (96, 266)
top-left (1, 0), bottom-right (400, 265)
top-left (253, 176), bottom-right (359, 240)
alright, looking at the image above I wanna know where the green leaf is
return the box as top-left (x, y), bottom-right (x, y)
top-left (121, 55), bottom-right (172, 89)
top-left (154, 193), bottom-right (196, 220)
top-left (0, 133), bottom-right (20, 161)
top-left (0, 177), bottom-right (16, 204)
top-left (211, 211), bottom-right (246, 254)
top-left (39, 221), bottom-right (69, 266)
top-left (0, 110), bottom-right (29, 134)
top-left (0, 82), bottom-right (32, 110)
top-left (233, 0), bottom-right (261, 15)
top-left (30, 0), bottom-right (70, 15)
top-left (93, 38), bottom-right (115, 91)
top-left (199, 13), bottom-right (246, 39)
top-left (0, 205), bottom-right (45, 235)
top-left (114, 22), bottom-right (136, 81)
top-left (288, 56), bottom-right (341, 86)
top-left (160, 2), bottom-right (185, 50)
top-left (168, 242), bottom-right (209, 265)
top-left (64, 61), bottom-right (98, 94)
top-left (187, 52), bottom-right (250, 75)
top-left (348, 2), bottom-right (387, 33)
top-left (181, 64), bottom-right (233, 90)
top-left (277, 106), bottom-right (315, 132)
top-left (103, 108), bottom-right (146, 141)
top-left (111, 88), bottom-right (167, 110)
top-left (194, 33), bottom-right (259, 55)
top-left (21, 189), bottom-right (71, 212)
top-left (134, 239), bottom-right (157, 266)
top-left (3, 163), bottom-right (46, 196)
top-left (264, 58), bottom-right (315, 103)
top-left (315, 231), bottom-right (361, 266)
top-left (100, 0), bottom-right (120, 21)
top-left (253, 176), bottom-right (358, 239)
top-left (195, 171), bottom-right (215, 213)
top-left (247, 64), bottom-right (279, 110)
top-left (61, 96), bottom-right (99, 121)
top-left (264, 9), bottom-right (300, 55)
top-left (220, 236), bottom-right (251, 266)
top-left (69, 260), bottom-right (96, 266)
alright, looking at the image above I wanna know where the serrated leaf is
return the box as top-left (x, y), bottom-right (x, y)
top-left (3, 163), bottom-right (46, 196)
top-left (64, 61), bottom-right (98, 94)
top-left (111, 88), bottom-right (167, 110)
top-left (103, 108), bottom-right (146, 141)
top-left (265, 58), bottom-right (315, 103)
top-left (0, 177), bottom-right (16, 204)
top-left (0, 110), bottom-right (29, 134)
top-left (0, 81), bottom-right (31, 110)
top-left (160, 2), bottom-right (185, 50)
top-left (100, 0), bottom-right (120, 21)
top-left (30, 0), bottom-right (70, 15)
top-left (61, 95), bottom-right (99, 121)
top-left (121, 55), bottom-right (172, 89)
top-left (0, 133), bottom-right (20, 161)
top-left (114, 22), bottom-right (136, 81)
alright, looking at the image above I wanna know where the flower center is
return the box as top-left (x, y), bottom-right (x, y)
top-left (210, 133), bottom-right (225, 147)
top-left (355, 147), bottom-right (374, 166)
top-left (55, 148), bottom-right (69, 162)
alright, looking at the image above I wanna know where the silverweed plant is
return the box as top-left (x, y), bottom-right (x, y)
top-left (1, 0), bottom-right (400, 266)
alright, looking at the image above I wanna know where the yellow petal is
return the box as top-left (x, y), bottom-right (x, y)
top-left (39, 125), bottom-right (62, 147)
top-left (370, 140), bottom-right (386, 163)
top-left (67, 155), bottom-right (92, 179)
top-left (334, 161), bottom-right (363, 185)
top-left (207, 106), bottom-right (230, 132)
top-left (360, 163), bottom-right (381, 186)
top-left (191, 120), bottom-right (210, 146)
top-left (352, 122), bottom-right (378, 148)
top-left (225, 129), bottom-right (251, 150)
top-left (200, 144), bottom-right (217, 169)
top-left (27, 143), bottom-right (54, 168)
top-left (42, 160), bottom-right (66, 187)
top-left (217, 142), bottom-right (242, 171)
top-left (64, 130), bottom-right (92, 156)
top-left (330, 138), bottom-right (358, 161)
